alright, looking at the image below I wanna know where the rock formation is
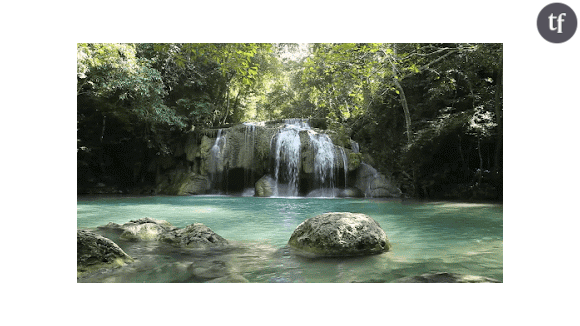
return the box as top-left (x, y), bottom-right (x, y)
top-left (97, 218), bottom-right (228, 249)
top-left (98, 217), bottom-right (178, 241)
top-left (77, 230), bottom-right (133, 277)
top-left (158, 223), bottom-right (229, 248)
top-left (148, 119), bottom-right (401, 198)
top-left (288, 212), bottom-right (390, 257)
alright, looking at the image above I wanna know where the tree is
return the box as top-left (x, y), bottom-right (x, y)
top-left (77, 42), bottom-right (502, 200)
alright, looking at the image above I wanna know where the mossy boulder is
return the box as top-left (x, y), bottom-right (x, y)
top-left (348, 152), bottom-right (362, 171)
top-left (288, 212), bottom-right (390, 257)
top-left (158, 223), bottom-right (229, 248)
top-left (116, 217), bottom-right (177, 241)
top-left (77, 230), bottom-right (133, 278)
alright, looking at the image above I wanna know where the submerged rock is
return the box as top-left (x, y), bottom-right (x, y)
top-left (206, 274), bottom-right (250, 283)
top-left (118, 217), bottom-right (177, 241)
top-left (158, 223), bottom-right (229, 248)
top-left (288, 212), bottom-right (390, 257)
top-left (392, 272), bottom-right (501, 283)
top-left (77, 230), bottom-right (133, 278)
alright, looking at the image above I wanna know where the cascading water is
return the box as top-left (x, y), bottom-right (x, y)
top-left (270, 119), bottom-right (345, 197)
top-left (308, 131), bottom-right (338, 196)
top-left (203, 119), bottom-right (354, 197)
top-left (209, 129), bottom-right (226, 190)
top-left (243, 123), bottom-right (257, 185)
top-left (339, 147), bottom-right (348, 188)
top-left (242, 123), bottom-right (257, 196)
top-left (271, 120), bottom-right (308, 196)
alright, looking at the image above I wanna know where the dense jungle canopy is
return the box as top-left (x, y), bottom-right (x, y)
top-left (77, 43), bottom-right (502, 200)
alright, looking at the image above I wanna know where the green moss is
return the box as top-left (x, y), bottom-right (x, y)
top-left (77, 256), bottom-right (133, 278)
top-left (327, 122), bottom-right (352, 148)
top-left (348, 152), bottom-right (362, 170)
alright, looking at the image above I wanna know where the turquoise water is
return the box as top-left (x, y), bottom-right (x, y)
top-left (77, 196), bottom-right (503, 283)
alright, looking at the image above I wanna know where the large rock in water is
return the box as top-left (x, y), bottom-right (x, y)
top-left (158, 223), bottom-right (229, 248)
top-left (99, 217), bottom-right (178, 241)
top-left (288, 212), bottom-right (390, 257)
top-left (77, 230), bottom-right (133, 277)
top-left (120, 217), bottom-right (177, 241)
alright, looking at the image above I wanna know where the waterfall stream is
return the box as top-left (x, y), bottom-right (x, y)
top-left (243, 123), bottom-right (257, 191)
top-left (308, 131), bottom-right (337, 196)
top-left (339, 147), bottom-right (348, 188)
top-left (209, 129), bottom-right (226, 189)
top-left (201, 119), bottom-right (371, 197)
top-left (271, 119), bottom-right (343, 197)
top-left (272, 120), bottom-right (307, 196)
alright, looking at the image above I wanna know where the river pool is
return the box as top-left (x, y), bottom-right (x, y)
top-left (77, 195), bottom-right (502, 283)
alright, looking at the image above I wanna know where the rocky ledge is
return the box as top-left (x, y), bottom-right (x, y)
top-left (288, 212), bottom-right (390, 257)
top-left (98, 217), bottom-right (229, 248)
top-left (98, 217), bottom-right (178, 241)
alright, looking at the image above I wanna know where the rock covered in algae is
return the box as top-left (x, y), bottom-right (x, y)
top-left (158, 223), bottom-right (229, 248)
top-left (288, 212), bottom-right (390, 257)
top-left (77, 230), bottom-right (133, 277)
top-left (116, 217), bottom-right (177, 241)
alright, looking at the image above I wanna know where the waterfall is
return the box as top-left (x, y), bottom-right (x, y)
top-left (209, 129), bottom-right (226, 190)
top-left (339, 147), bottom-right (348, 188)
top-left (270, 119), bottom-right (348, 197)
top-left (272, 120), bottom-right (308, 196)
top-left (308, 131), bottom-right (337, 196)
top-left (243, 122), bottom-right (257, 190)
top-left (201, 119), bottom-right (356, 197)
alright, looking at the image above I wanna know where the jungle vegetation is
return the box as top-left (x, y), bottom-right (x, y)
top-left (77, 43), bottom-right (502, 200)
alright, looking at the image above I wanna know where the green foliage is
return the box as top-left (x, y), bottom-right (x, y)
top-left (77, 43), bottom-right (186, 131)
top-left (78, 42), bottom-right (502, 199)
top-left (348, 152), bottom-right (362, 170)
top-left (298, 43), bottom-right (380, 122)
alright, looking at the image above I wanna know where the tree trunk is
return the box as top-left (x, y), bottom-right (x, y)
top-left (393, 77), bottom-right (412, 144)
top-left (389, 44), bottom-right (415, 195)
top-left (99, 114), bottom-right (107, 175)
top-left (493, 64), bottom-right (503, 173)
top-left (389, 45), bottom-right (412, 145)
top-left (477, 136), bottom-right (483, 183)
top-left (100, 115), bottom-right (106, 143)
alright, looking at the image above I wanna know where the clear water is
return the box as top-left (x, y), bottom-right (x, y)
top-left (77, 196), bottom-right (503, 283)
